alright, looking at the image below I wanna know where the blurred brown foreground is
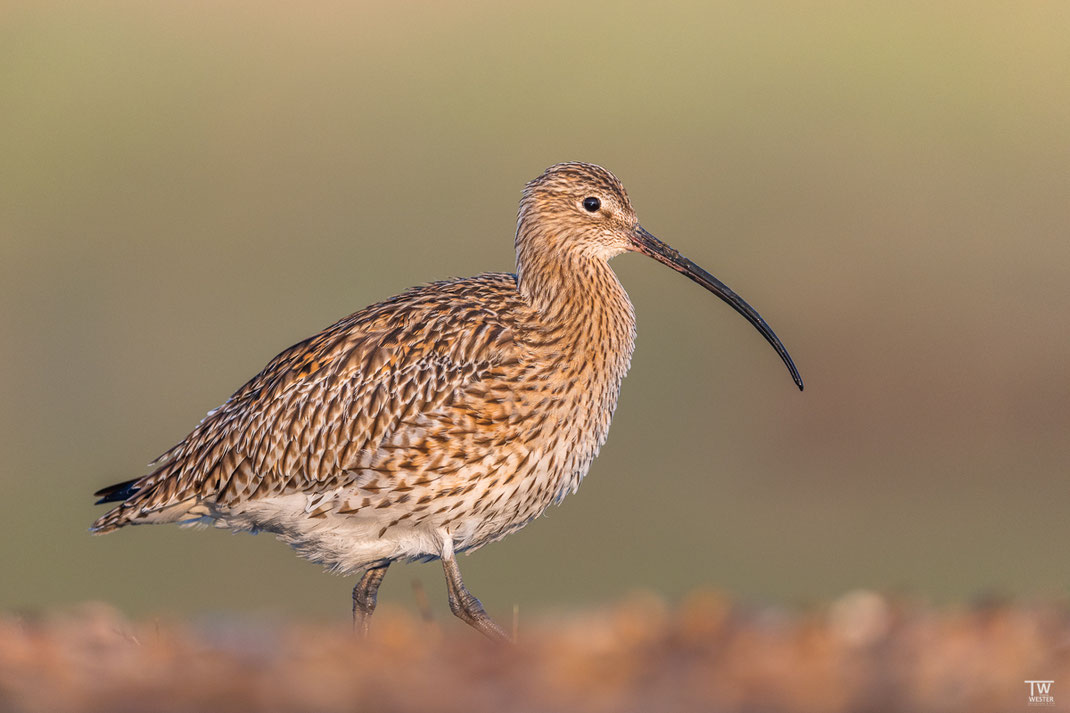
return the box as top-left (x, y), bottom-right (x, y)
top-left (2, 592), bottom-right (1068, 713)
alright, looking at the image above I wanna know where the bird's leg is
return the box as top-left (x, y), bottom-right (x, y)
top-left (441, 550), bottom-right (509, 642)
top-left (352, 564), bottom-right (389, 637)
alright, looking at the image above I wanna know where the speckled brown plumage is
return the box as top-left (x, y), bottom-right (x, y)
top-left (92, 162), bottom-right (802, 640)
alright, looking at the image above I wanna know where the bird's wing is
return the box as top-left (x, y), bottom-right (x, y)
top-left (100, 276), bottom-right (529, 521)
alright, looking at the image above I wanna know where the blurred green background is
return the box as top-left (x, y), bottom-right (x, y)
top-left (2, 0), bottom-right (1068, 621)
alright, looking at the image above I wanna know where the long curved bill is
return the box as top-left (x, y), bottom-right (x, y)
top-left (631, 226), bottom-right (804, 391)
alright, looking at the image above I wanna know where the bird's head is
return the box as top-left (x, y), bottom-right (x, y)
top-left (517, 162), bottom-right (639, 261)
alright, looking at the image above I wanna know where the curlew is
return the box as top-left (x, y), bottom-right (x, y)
top-left (92, 162), bottom-right (803, 640)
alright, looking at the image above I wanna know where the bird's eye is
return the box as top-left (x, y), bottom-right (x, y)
top-left (582, 197), bottom-right (601, 212)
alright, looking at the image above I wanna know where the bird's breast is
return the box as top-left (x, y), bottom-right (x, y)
top-left (517, 269), bottom-right (638, 498)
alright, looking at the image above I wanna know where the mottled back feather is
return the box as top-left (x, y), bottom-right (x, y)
top-left (92, 273), bottom-right (535, 532)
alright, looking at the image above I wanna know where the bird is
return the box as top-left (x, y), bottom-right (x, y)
top-left (91, 162), bottom-right (803, 641)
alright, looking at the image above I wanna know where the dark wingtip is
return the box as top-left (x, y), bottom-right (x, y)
top-left (93, 477), bottom-right (142, 505)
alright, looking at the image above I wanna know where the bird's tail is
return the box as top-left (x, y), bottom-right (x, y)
top-left (90, 472), bottom-right (199, 533)
top-left (90, 477), bottom-right (149, 533)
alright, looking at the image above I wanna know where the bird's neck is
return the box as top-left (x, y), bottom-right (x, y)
top-left (515, 240), bottom-right (636, 359)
